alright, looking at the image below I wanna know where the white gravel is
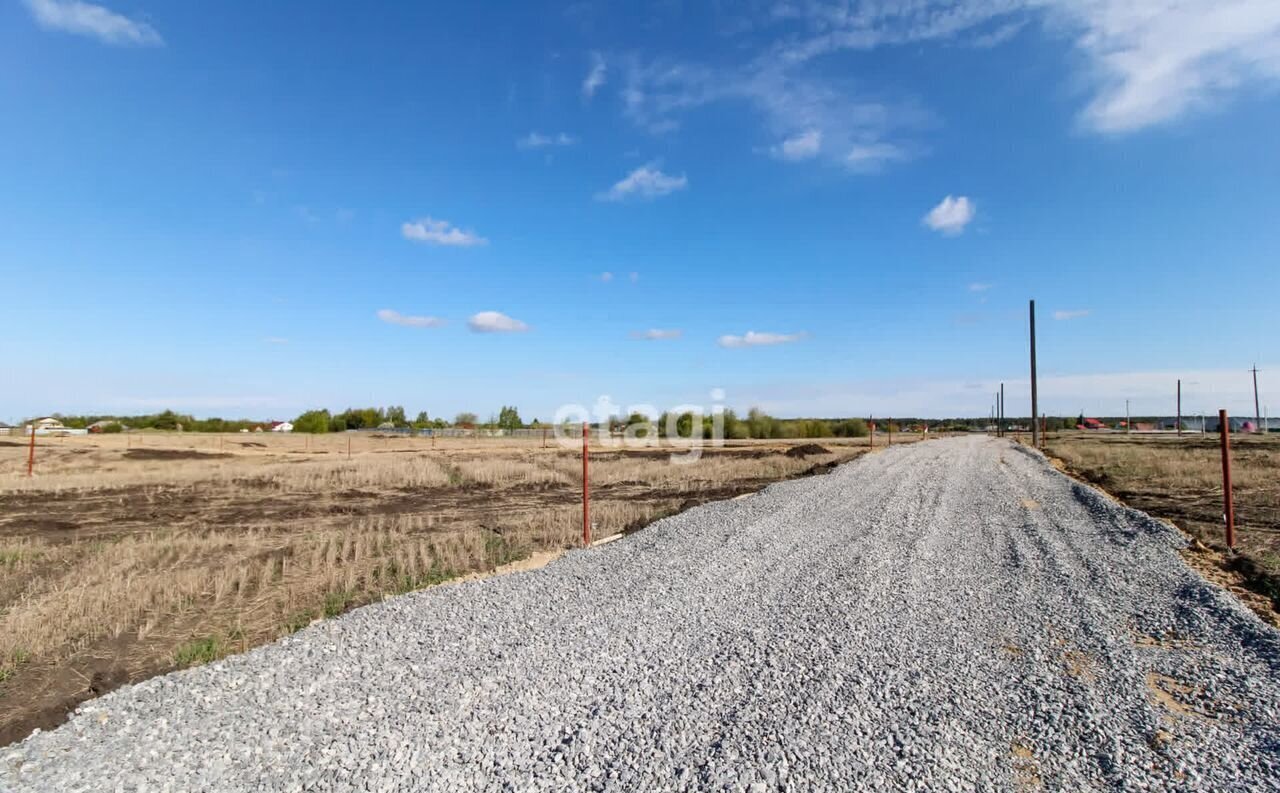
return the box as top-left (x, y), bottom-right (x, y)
top-left (6, 435), bottom-right (1280, 791)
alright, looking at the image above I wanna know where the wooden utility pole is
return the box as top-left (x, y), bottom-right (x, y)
top-left (1029, 300), bottom-right (1040, 449)
top-left (999, 383), bottom-right (1005, 438)
top-left (1252, 366), bottom-right (1262, 433)
top-left (1177, 379), bottom-right (1182, 436)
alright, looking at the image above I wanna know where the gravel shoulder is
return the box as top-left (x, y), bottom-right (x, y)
top-left (6, 436), bottom-right (1280, 791)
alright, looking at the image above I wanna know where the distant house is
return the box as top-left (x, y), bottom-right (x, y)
top-left (87, 420), bottom-right (122, 433)
top-left (1079, 418), bottom-right (1107, 430)
top-left (270, 421), bottom-right (294, 433)
top-left (0, 421), bottom-right (13, 435)
top-left (31, 417), bottom-right (65, 431)
top-left (376, 422), bottom-right (397, 430)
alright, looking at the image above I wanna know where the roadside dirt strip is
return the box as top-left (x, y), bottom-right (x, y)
top-left (6, 436), bottom-right (1279, 791)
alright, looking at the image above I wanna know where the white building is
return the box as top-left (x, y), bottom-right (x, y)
top-left (270, 421), bottom-right (294, 433)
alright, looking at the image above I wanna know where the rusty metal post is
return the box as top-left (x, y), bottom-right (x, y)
top-left (347, 434), bottom-right (352, 460)
top-left (869, 417), bottom-right (875, 448)
top-left (1029, 300), bottom-right (1040, 449)
top-left (582, 422), bottom-right (591, 546)
top-left (1219, 409), bottom-right (1235, 549)
top-left (887, 418), bottom-right (892, 447)
top-left (27, 424), bottom-right (36, 477)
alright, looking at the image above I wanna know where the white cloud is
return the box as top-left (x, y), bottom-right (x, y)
top-left (1053, 309), bottom-right (1090, 321)
top-left (24, 0), bottom-right (162, 46)
top-left (597, 164), bottom-right (688, 202)
top-left (599, 272), bottom-right (614, 282)
top-left (772, 129), bottom-right (822, 161)
top-left (468, 311), bottom-right (530, 333)
top-left (753, 1), bottom-right (1280, 134)
top-left (1056, 1), bottom-right (1280, 133)
top-left (968, 282), bottom-right (994, 292)
top-left (517, 131), bottom-right (578, 149)
top-left (717, 331), bottom-right (806, 348)
top-left (263, 336), bottom-right (289, 345)
top-left (923, 195), bottom-right (976, 235)
top-left (582, 52), bottom-right (607, 99)
top-left (629, 272), bottom-right (640, 283)
top-left (631, 329), bottom-right (683, 340)
top-left (621, 53), bottom-right (924, 170)
top-left (845, 142), bottom-right (910, 172)
top-left (377, 309), bottom-right (447, 328)
top-left (401, 217), bottom-right (488, 247)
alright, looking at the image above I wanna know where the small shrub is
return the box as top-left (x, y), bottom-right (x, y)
top-left (283, 611), bottom-right (316, 635)
top-left (173, 636), bottom-right (223, 668)
top-left (322, 591), bottom-right (351, 618)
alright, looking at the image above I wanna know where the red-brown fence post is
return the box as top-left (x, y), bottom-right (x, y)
top-left (27, 424), bottom-right (37, 477)
top-left (582, 422), bottom-right (591, 546)
top-left (887, 418), bottom-right (892, 447)
top-left (1219, 409), bottom-right (1235, 549)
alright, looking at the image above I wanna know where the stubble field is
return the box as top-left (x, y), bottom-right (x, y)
top-left (1043, 431), bottom-right (1280, 623)
top-left (0, 430), bottom-right (896, 745)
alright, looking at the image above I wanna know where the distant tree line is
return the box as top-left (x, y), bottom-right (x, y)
top-left (39, 411), bottom-right (262, 433)
top-left (38, 407), bottom-right (1090, 436)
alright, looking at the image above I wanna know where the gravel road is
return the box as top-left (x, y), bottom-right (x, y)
top-left (6, 436), bottom-right (1280, 791)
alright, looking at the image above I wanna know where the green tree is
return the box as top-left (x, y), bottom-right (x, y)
top-left (293, 409), bottom-right (332, 434)
top-left (412, 411), bottom-right (431, 429)
top-left (385, 405), bottom-right (407, 427)
top-left (497, 406), bottom-right (523, 431)
top-left (832, 418), bottom-right (869, 438)
top-left (454, 412), bottom-right (478, 427)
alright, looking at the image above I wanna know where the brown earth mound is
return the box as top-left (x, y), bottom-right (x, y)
top-left (124, 449), bottom-right (232, 461)
top-left (785, 443), bottom-right (831, 458)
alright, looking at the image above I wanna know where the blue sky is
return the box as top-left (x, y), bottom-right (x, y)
top-left (2, 0), bottom-right (1278, 422)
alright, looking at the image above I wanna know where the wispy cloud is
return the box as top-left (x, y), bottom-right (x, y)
top-left (599, 271), bottom-right (614, 283)
top-left (517, 131), bottom-right (578, 149)
top-left (749, 1), bottom-right (1280, 134)
top-left (1053, 309), bottom-right (1090, 321)
top-left (845, 142), bottom-right (910, 173)
top-left (263, 336), bottom-right (289, 345)
top-left (718, 331), bottom-right (806, 348)
top-left (597, 164), bottom-right (688, 202)
top-left (968, 282), bottom-right (993, 292)
top-left (631, 328), bottom-right (683, 340)
top-left (621, 52), bottom-right (924, 170)
top-left (23, 0), bottom-right (162, 46)
top-left (401, 217), bottom-right (488, 247)
top-left (772, 129), bottom-right (822, 161)
top-left (377, 309), bottom-right (447, 328)
top-left (1059, 2), bottom-right (1280, 133)
top-left (923, 195), bottom-right (976, 235)
top-left (582, 51), bottom-right (607, 99)
top-left (468, 311), bottom-right (529, 333)
top-left (629, 271), bottom-right (640, 283)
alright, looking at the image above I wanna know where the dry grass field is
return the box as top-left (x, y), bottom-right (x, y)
top-left (0, 430), bottom-right (902, 745)
top-left (1043, 431), bottom-right (1280, 622)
